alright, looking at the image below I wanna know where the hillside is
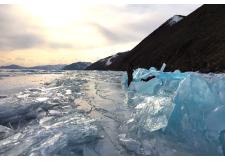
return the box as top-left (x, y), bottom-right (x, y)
top-left (63, 62), bottom-right (92, 70)
top-left (87, 5), bottom-right (225, 73)
top-left (86, 52), bottom-right (129, 70)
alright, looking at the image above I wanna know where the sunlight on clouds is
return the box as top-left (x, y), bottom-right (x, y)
top-left (0, 4), bottom-right (201, 66)
top-left (21, 4), bottom-right (85, 27)
top-left (19, 4), bottom-right (110, 49)
top-left (0, 41), bottom-right (136, 67)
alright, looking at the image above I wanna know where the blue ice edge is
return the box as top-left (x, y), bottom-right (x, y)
top-left (121, 64), bottom-right (225, 154)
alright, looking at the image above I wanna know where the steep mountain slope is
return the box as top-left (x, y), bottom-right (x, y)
top-left (87, 5), bottom-right (225, 72)
top-left (86, 51), bottom-right (129, 70)
top-left (63, 62), bottom-right (92, 70)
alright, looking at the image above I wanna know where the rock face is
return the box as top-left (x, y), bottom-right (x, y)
top-left (63, 62), bottom-right (92, 70)
top-left (87, 5), bottom-right (225, 72)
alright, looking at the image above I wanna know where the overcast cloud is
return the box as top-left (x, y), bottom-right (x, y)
top-left (0, 4), bottom-right (201, 66)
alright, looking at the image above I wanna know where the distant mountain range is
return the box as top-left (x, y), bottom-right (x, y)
top-left (29, 64), bottom-right (66, 70)
top-left (0, 64), bottom-right (26, 69)
top-left (0, 64), bottom-right (66, 70)
top-left (87, 5), bottom-right (225, 73)
top-left (0, 62), bottom-right (92, 71)
top-left (63, 62), bottom-right (92, 70)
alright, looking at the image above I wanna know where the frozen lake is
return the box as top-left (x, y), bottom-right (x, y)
top-left (0, 69), bottom-right (223, 155)
top-left (0, 70), bottom-right (132, 155)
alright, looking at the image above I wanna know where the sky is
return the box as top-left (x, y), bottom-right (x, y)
top-left (0, 4), bottom-right (201, 67)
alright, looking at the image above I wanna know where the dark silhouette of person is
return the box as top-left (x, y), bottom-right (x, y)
top-left (141, 75), bottom-right (156, 82)
top-left (219, 130), bottom-right (225, 155)
top-left (127, 64), bottom-right (134, 87)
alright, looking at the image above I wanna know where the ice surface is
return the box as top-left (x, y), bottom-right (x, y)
top-left (36, 97), bottom-right (49, 102)
top-left (2, 68), bottom-right (225, 155)
top-left (121, 65), bottom-right (225, 155)
top-left (0, 125), bottom-right (14, 140)
top-left (0, 71), bottom-right (101, 155)
top-left (0, 70), bottom-right (136, 156)
top-left (118, 133), bottom-right (142, 154)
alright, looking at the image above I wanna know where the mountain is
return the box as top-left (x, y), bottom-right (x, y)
top-left (29, 64), bottom-right (66, 70)
top-left (0, 64), bottom-right (66, 70)
top-left (87, 5), bottom-right (225, 73)
top-left (63, 62), bottom-right (92, 70)
top-left (86, 51), bottom-right (129, 70)
top-left (0, 64), bottom-right (26, 69)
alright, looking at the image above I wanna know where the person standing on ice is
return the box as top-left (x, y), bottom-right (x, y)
top-left (127, 63), bottom-right (134, 87)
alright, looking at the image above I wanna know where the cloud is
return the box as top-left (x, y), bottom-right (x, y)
top-left (0, 5), bottom-right (44, 51)
top-left (0, 4), bottom-right (201, 51)
top-left (0, 33), bottom-right (43, 50)
top-left (48, 42), bottom-right (75, 49)
top-left (91, 23), bottom-right (140, 43)
top-left (124, 4), bottom-right (161, 13)
top-left (88, 4), bottom-right (201, 46)
top-left (124, 4), bottom-right (201, 14)
top-left (0, 4), bottom-right (202, 66)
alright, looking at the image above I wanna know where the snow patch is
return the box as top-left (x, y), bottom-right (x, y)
top-left (168, 15), bottom-right (183, 26)
top-left (105, 54), bottom-right (118, 66)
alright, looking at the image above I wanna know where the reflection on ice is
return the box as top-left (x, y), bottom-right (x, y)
top-left (0, 71), bottom-right (101, 155)
top-left (36, 97), bottom-right (49, 102)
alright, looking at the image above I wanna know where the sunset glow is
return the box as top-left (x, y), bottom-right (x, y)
top-left (0, 4), bottom-right (201, 66)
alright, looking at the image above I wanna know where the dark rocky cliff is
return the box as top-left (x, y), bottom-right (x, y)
top-left (87, 5), bottom-right (225, 73)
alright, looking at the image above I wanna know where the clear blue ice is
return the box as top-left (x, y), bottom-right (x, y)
top-left (121, 64), bottom-right (225, 155)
